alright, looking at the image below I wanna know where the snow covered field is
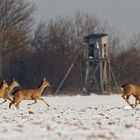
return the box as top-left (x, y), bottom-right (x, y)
top-left (0, 94), bottom-right (140, 140)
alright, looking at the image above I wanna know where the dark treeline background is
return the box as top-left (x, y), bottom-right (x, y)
top-left (0, 0), bottom-right (140, 94)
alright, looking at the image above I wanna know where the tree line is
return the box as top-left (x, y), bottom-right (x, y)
top-left (0, 0), bottom-right (140, 94)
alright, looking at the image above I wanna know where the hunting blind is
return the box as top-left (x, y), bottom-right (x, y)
top-left (56, 33), bottom-right (119, 95)
top-left (83, 34), bottom-right (111, 94)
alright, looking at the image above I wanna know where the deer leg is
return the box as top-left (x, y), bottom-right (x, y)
top-left (9, 100), bottom-right (15, 109)
top-left (133, 96), bottom-right (140, 108)
top-left (39, 97), bottom-right (50, 107)
top-left (9, 97), bottom-right (21, 109)
top-left (28, 99), bottom-right (37, 106)
top-left (6, 96), bottom-right (13, 102)
top-left (122, 94), bottom-right (132, 107)
top-left (133, 97), bottom-right (139, 109)
top-left (0, 99), bottom-right (7, 104)
top-left (15, 100), bottom-right (22, 109)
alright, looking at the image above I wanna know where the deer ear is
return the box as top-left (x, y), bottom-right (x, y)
top-left (3, 80), bottom-right (5, 83)
top-left (43, 77), bottom-right (46, 81)
top-left (13, 78), bottom-right (15, 81)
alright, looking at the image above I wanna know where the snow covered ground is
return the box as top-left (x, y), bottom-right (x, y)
top-left (0, 94), bottom-right (140, 140)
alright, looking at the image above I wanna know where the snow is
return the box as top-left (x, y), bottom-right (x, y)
top-left (123, 105), bottom-right (133, 110)
top-left (0, 94), bottom-right (140, 140)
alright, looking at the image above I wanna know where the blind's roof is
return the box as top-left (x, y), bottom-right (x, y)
top-left (84, 34), bottom-right (108, 40)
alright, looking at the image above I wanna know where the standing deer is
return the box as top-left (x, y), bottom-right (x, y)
top-left (0, 80), bottom-right (9, 103)
top-left (121, 83), bottom-right (140, 109)
top-left (9, 78), bottom-right (50, 109)
top-left (1, 78), bottom-right (20, 104)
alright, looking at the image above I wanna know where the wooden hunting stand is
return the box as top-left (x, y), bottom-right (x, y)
top-left (83, 34), bottom-right (111, 95)
top-left (55, 33), bottom-right (119, 95)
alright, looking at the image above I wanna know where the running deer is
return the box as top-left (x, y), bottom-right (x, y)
top-left (9, 78), bottom-right (50, 109)
top-left (121, 83), bottom-right (140, 109)
top-left (1, 78), bottom-right (20, 104)
top-left (0, 80), bottom-right (9, 104)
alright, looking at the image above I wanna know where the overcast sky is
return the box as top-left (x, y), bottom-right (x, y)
top-left (29, 0), bottom-right (140, 39)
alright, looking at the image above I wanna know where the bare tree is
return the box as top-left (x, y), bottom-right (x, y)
top-left (31, 12), bottom-right (114, 92)
top-left (0, 0), bottom-right (36, 78)
top-left (32, 22), bottom-right (48, 50)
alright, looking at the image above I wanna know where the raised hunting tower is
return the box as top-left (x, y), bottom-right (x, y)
top-left (83, 34), bottom-right (111, 95)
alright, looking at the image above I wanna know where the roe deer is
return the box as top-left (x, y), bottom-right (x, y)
top-left (9, 78), bottom-right (50, 109)
top-left (121, 83), bottom-right (140, 108)
top-left (1, 78), bottom-right (20, 104)
top-left (0, 80), bottom-right (9, 103)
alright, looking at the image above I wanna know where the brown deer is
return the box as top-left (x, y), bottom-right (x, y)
top-left (9, 78), bottom-right (50, 109)
top-left (121, 83), bottom-right (140, 109)
top-left (0, 80), bottom-right (9, 103)
top-left (0, 78), bottom-right (20, 104)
